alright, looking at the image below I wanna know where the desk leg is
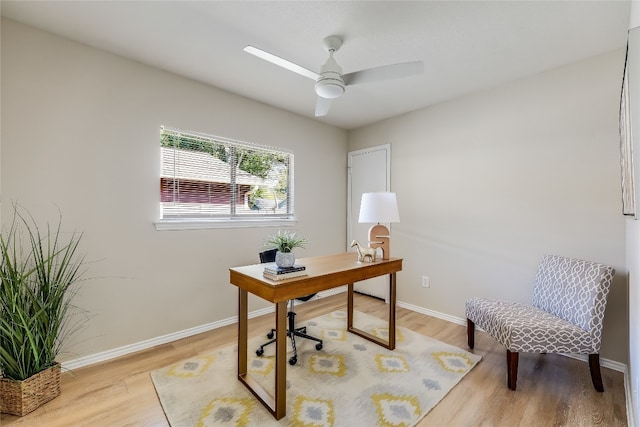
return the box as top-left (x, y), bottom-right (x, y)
top-left (237, 289), bottom-right (248, 378)
top-left (274, 301), bottom-right (287, 419)
top-left (347, 283), bottom-right (354, 330)
top-left (237, 293), bottom-right (287, 420)
top-left (347, 273), bottom-right (397, 350)
top-left (388, 272), bottom-right (397, 350)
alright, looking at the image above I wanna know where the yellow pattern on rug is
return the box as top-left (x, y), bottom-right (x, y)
top-left (375, 353), bottom-right (410, 373)
top-left (432, 351), bottom-right (477, 374)
top-left (372, 392), bottom-right (422, 427)
top-left (166, 355), bottom-right (215, 378)
top-left (197, 398), bottom-right (255, 427)
top-left (292, 396), bottom-right (335, 427)
top-left (151, 310), bottom-right (481, 426)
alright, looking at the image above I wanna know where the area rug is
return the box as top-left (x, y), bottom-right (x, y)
top-left (150, 310), bottom-right (481, 426)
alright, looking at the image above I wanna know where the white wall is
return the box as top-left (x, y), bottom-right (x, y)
top-left (348, 50), bottom-right (628, 364)
top-left (631, 1), bottom-right (640, 30)
top-left (0, 19), bottom-right (348, 361)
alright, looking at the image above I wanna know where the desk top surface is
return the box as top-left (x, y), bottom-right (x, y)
top-left (229, 252), bottom-right (402, 302)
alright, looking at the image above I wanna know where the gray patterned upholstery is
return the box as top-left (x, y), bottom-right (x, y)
top-left (465, 300), bottom-right (598, 353)
top-left (465, 254), bottom-right (614, 390)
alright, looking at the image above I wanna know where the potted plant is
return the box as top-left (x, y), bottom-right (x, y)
top-left (0, 206), bottom-right (85, 416)
top-left (264, 230), bottom-right (308, 268)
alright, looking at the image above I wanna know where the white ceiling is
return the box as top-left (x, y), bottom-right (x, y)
top-left (1, 1), bottom-right (632, 130)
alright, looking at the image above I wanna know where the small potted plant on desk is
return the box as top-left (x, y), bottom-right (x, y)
top-left (0, 206), bottom-right (86, 417)
top-left (265, 230), bottom-right (308, 268)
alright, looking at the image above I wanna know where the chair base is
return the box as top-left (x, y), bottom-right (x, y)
top-left (256, 307), bottom-right (323, 365)
top-left (466, 318), bottom-right (604, 392)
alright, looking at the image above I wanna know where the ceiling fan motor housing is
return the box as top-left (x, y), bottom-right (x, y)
top-left (315, 74), bottom-right (345, 99)
top-left (315, 51), bottom-right (345, 99)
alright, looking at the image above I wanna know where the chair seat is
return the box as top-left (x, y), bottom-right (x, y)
top-left (466, 298), bottom-right (595, 354)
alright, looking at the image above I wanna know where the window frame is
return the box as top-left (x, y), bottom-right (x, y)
top-left (155, 127), bottom-right (297, 231)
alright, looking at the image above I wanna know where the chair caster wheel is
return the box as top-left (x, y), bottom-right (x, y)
top-left (289, 357), bottom-right (297, 365)
top-left (316, 343), bottom-right (323, 351)
top-left (267, 332), bottom-right (274, 339)
top-left (256, 348), bottom-right (264, 356)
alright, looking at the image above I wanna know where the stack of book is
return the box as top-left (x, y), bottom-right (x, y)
top-left (263, 263), bottom-right (307, 281)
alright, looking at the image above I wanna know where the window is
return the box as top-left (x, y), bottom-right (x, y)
top-left (158, 127), bottom-right (294, 228)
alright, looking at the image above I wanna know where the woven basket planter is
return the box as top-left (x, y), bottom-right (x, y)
top-left (0, 363), bottom-right (61, 416)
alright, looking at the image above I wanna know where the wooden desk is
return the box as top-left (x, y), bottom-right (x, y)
top-left (229, 252), bottom-right (402, 420)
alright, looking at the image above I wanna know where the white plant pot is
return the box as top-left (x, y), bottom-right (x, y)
top-left (275, 251), bottom-right (295, 268)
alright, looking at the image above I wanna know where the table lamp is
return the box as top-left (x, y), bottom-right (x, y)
top-left (358, 192), bottom-right (400, 260)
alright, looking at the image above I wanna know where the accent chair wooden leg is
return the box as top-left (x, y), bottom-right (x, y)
top-left (467, 319), bottom-right (475, 349)
top-left (589, 354), bottom-right (604, 392)
top-left (506, 350), bottom-right (519, 391)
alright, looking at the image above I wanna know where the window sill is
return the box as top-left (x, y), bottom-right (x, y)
top-left (154, 218), bottom-right (297, 231)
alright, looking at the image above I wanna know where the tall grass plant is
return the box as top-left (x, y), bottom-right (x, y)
top-left (0, 206), bottom-right (85, 380)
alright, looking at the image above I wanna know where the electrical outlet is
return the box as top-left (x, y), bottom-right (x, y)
top-left (422, 276), bottom-right (430, 288)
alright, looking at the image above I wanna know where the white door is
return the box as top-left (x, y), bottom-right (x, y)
top-left (347, 145), bottom-right (390, 300)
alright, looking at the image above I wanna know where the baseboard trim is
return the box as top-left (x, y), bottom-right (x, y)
top-left (61, 305), bottom-right (274, 371)
top-left (397, 301), bottom-right (467, 327)
top-left (317, 285), bottom-right (348, 298)
top-left (62, 292), bottom-right (627, 377)
top-left (62, 289), bottom-right (349, 372)
top-left (625, 365), bottom-right (636, 427)
top-left (397, 300), bottom-right (627, 373)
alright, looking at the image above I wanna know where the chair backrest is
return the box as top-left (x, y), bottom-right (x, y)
top-left (531, 254), bottom-right (614, 342)
top-left (259, 248), bottom-right (278, 264)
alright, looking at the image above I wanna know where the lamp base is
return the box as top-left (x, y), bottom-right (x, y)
top-left (368, 224), bottom-right (390, 260)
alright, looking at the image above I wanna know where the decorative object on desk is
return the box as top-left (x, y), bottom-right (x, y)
top-left (358, 192), bottom-right (400, 260)
top-left (264, 230), bottom-right (308, 268)
top-left (275, 251), bottom-right (295, 268)
top-left (0, 204), bottom-right (87, 416)
top-left (263, 270), bottom-right (308, 281)
top-left (263, 263), bottom-right (308, 281)
top-left (350, 239), bottom-right (377, 262)
top-left (263, 263), bottom-right (306, 275)
top-left (151, 310), bottom-right (480, 426)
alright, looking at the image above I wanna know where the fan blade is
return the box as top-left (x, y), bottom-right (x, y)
top-left (343, 60), bottom-right (424, 86)
top-left (244, 45), bottom-right (320, 80)
top-left (315, 96), bottom-right (332, 117)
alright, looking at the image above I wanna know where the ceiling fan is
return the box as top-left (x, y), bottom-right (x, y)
top-left (244, 36), bottom-right (424, 117)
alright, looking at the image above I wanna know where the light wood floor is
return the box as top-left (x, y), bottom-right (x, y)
top-left (1, 293), bottom-right (627, 426)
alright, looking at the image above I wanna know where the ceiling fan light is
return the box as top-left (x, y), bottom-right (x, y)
top-left (315, 78), bottom-right (345, 99)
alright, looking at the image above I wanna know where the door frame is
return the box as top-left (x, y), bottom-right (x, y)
top-left (347, 144), bottom-right (391, 301)
top-left (347, 144), bottom-right (391, 248)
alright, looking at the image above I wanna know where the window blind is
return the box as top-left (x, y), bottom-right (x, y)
top-left (160, 127), bottom-right (293, 221)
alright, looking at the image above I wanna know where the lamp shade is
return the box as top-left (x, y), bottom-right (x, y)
top-left (358, 192), bottom-right (400, 224)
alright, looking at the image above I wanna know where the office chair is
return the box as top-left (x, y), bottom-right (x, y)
top-left (256, 248), bottom-right (323, 365)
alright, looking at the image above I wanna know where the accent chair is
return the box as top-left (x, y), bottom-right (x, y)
top-left (465, 254), bottom-right (615, 391)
